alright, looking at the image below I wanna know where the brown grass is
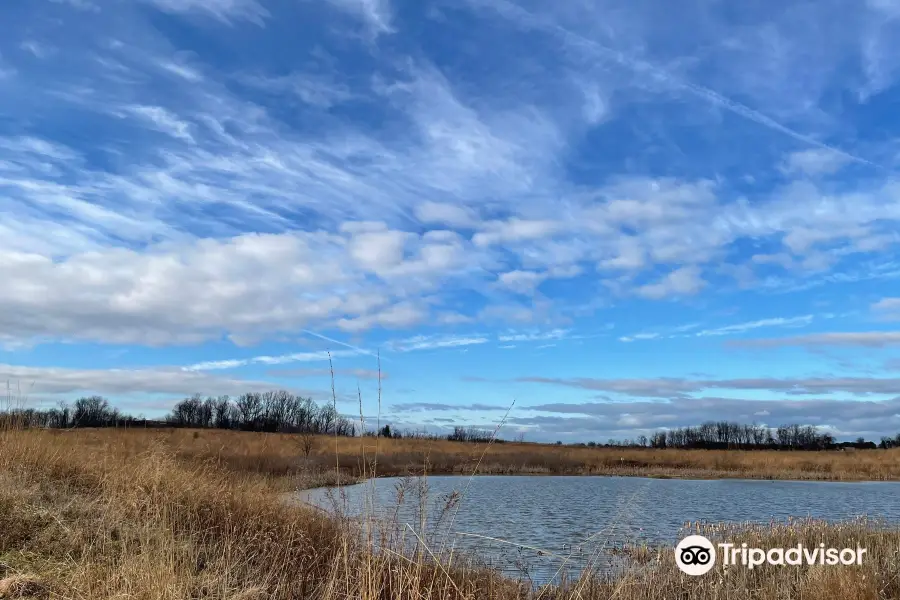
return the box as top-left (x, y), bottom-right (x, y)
top-left (50, 427), bottom-right (900, 483)
top-left (2, 427), bottom-right (900, 599)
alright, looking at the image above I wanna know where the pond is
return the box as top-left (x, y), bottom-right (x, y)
top-left (297, 475), bottom-right (900, 584)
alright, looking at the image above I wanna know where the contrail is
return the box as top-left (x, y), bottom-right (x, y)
top-left (300, 329), bottom-right (385, 360)
top-left (475, 0), bottom-right (880, 169)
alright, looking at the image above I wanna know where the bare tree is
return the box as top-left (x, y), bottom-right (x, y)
top-left (298, 431), bottom-right (316, 462)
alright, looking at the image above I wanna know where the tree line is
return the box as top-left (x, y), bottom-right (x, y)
top-left (0, 392), bottom-right (357, 436)
top-left (166, 392), bottom-right (356, 435)
top-left (1, 396), bottom-right (133, 429)
top-left (0, 393), bottom-right (500, 442)
top-left (2, 400), bottom-right (896, 450)
top-left (596, 421), bottom-right (881, 451)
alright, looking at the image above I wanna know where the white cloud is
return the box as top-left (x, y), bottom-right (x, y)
top-left (435, 312), bottom-right (475, 325)
top-left (497, 270), bottom-right (547, 295)
top-left (184, 349), bottom-right (360, 371)
top-left (345, 224), bottom-right (409, 271)
top-left (48, 0), bottom-right (99, 11)
top-left (618, 333), bottom-right (659, 342)
top-left (335, 302), bottom-right (428, 332)
top-left (159, 61), bottom-right (203, 82)
top-left (473, 219), bottom-right (563, 247)
top-left (582, 86), bottom-right (608, 124)
top-left (141, 0), bottom-right (269, 25)
top-left (384, 334), bottom-right (490, 352)
top-left (121, 105), bottom-right (195, 142)
top-left (695, 315), bottom-right (814, 337)
top-left (0, 228), bottom-right (487, 346)
top-left (617, 316), bottom-right (819, 343)
top-left (598, 236), bottom-right (645, 271)
top-left (497, 329), bottom-right (569, 343)
top-left (414, 201), bottom-right (476, 228)
top-left (781, 148), bottom-right (851, 176)
top-left (0, 363), bottom-right (278, 397)
top-left (872, 298), bottom-right (900, 320)
top-left (325, 0), bottom-right (393, 35)
top-left (860, 0), bottom-right (900, 100)
top-left (267, 367), bottom-right (386, 379)
top-left (731, 332), bottom-right (900, 348)
top-left (519, 374), bottom-right (900, 397)
top-left (237, 72), bottom-right (353, 108)
top-left (636, 266), bottom-right (705, 299)
top-left (873, 297), bottom-right (900, 311)
top-left (752, 253), bottom-right (796, 269)
top-left (20, 41), bottom-right (54, 59)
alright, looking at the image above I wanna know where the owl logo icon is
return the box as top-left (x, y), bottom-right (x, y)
top-left (675, 535), bottom-right (716, 575)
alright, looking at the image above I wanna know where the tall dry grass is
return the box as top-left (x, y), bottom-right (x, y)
top-left (2, 426), bottom-right (900, 599)
top-left (48, 427), bottom-right (900, 483)
top-left (0, 427), bottom-right (521, 599)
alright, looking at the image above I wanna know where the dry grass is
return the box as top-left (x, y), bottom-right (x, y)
top-left (2, 427), bottom-right (900, 599)
top-left (52, 427), bottom-right (900, 483)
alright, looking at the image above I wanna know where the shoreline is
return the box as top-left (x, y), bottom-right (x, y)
top-left (293, 466), bottom-right (900, 492)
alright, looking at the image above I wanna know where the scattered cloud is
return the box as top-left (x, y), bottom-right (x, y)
top-left (730, 332), bottom-right (900, 349)
top-left (516, 375), bottom-right (900, 397)
top-left (497, 270), bottom-right (547, 295)
top-left (237, 72), bottom-right (353, 108)
top-left (512, 395), bottom-right (900, 440)
top-left (618, 314), bottom-right (833, 343)
top-left (49, 0), bottom-right (99, 11)
top-left (636, 266), bottom-right (705, 299)
top-left (472, 219), bottom-right (563, 248)
top-left (267, 367), bottom-right (386, 380)
top-left (780, 149), bottom-right (852, 176)
top-left (383, 334), bottom-right (490, 352)
top-left (325, 0), bottom-right (393, 36)
top-left (873, 298), bottom-right (900, 320)
top-left (413, 201), bottom-right (477, 228)
top-left (121, 105), bottom-right (195, 142)
top-left (391, 401), bottom-right (507, 412)
top-left (140, 0), bottom-right (269, 25)
top-left (183, 349), bottom-right (361, 371)
top-left (0, 363), bottom-right (280, 398)
top-left (695, 315), bottom-right (814, 337)
top-left (19, 41), bottom-right (54, 59)
top-left (618, 333), bottom-right (660, 342)
top-left (497, 329), bottom-right (570, 343)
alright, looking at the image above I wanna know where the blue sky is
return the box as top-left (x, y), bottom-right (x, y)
top-left (3, 0), bottom-right (900, 441)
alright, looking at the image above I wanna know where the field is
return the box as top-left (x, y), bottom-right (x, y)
top-left (1, 427), bottom-right (899, 599)
top-left (51, 427), bottom-right (900, 483)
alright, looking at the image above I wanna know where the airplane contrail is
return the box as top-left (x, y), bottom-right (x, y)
top-left (300, 329), bottom-right (386, 361)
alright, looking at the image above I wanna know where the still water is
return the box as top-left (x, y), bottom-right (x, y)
top-left (298, 475), bottom-right (900, 584)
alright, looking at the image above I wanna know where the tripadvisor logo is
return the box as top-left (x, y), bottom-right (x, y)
top-left (674, 534), bottom-right (867, 575)
top-left (675, 535), bottom-right (716, 575)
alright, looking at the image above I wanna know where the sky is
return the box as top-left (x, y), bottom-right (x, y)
top-left (3, 0), bottom-right (900, 442)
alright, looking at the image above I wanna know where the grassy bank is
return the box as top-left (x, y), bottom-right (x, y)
top-left (50, 427), bottom-right (900, 483)
top-left (2, 427), bottom-right (899, 599)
